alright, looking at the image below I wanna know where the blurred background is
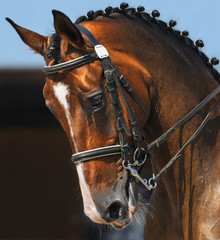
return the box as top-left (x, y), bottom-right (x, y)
top-left (0, 0), bottom-right (219, 239)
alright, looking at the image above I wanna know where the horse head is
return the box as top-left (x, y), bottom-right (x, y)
top-left (7, 3), bottom-right (220, 239)
top-left (7, 9), bottom-right (151, 229)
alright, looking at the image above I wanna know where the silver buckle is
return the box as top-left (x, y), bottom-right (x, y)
top-left (94, 45), bottom-right (109, 59)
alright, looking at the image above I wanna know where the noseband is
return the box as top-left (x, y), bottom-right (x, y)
top-left (44, 25), bottom-right (220, 190)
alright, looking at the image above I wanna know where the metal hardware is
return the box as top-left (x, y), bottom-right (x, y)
top-left (148, 174), bottom-right (157, 189)
top-left (122, 161), bottom-right (157, 190)
top-left (94, 45), bottom-right (109, 59)
top-left (132, 148), bottom-right (147, 166)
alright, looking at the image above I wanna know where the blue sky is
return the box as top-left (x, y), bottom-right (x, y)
top-left (1, 0), bottom-right (220, 71)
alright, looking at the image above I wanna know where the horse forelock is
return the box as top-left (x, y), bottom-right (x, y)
top-left (47, 34), bottom-right (61, 64)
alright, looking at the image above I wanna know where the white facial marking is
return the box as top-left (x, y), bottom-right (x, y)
top-left (53, 83), bottom-right (105, 223)
top-left (53, 82), bottom-right (78, 152)
top-left (76, 163), bottom-right (106, 224)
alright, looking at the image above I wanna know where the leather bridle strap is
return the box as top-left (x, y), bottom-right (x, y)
top-left (144, 85), bottom-right (220, 186)
top-left (76, 25), bottom-right (131, 162)
top-left (147, 85), bottom-right (220, 153)
top-left (123, 86), bottom-right (220, 190)
top-left (151, 96), bottom-right (220, 184)
top-left (103, 59), bottom-right (145, 148)
top-left (76, 25), bottom-right (147, 117)
top-left (65, 25), bottom-right (146, 165)
top-left (44, 52), bottom-right (99, 74)
top-left (44, 25), bottom-right (147, 165)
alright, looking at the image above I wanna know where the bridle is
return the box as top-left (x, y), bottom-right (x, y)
top-left (44, 25), bottom-right (220, 190)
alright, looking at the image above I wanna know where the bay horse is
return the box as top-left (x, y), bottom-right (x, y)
top-left (7, 3), bottom-right (220, 240)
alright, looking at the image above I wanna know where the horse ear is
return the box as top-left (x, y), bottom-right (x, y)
top-left (6, 18), bottom-right (48, 56)
top-left (52, 10), bottom-right (84, 49)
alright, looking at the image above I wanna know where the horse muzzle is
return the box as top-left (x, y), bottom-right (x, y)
top-left (103, 199), bottom-right (132, 229)
top-left (94, 176), bottom-right (139, 229)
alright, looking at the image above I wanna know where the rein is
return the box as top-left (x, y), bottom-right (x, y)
top-left (44, 25), bottom-right (220, 191)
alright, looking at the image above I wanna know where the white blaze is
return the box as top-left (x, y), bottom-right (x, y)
top-left (76, 163), bottom-right (104, 223)
top-left (53, 82), bottom-right (103, 223)
top-left (53, 82), bottom-right (78, 151)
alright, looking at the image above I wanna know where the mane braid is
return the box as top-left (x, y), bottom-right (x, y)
top-left (73, 4), bottom-right (220, 83)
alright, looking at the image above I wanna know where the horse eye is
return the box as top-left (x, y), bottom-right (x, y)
top-left (91, 94), bottom-right (102, 105)
top-left (88, 93), bottom-right (104, 112)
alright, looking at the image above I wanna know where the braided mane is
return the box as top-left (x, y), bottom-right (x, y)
top-left (51, 3), bottom-right (220, 83)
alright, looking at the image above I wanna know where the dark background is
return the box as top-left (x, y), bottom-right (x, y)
top-left (0, 69), bottom-right (103, 239)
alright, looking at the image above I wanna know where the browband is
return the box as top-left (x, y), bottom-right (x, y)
top-left (44, 52), bottom-right (99, 74)
top-left (44, 24), bottom-right (107, 75)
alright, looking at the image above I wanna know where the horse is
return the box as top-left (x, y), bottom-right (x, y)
top-left (6, 3), bottom-right (220, 239)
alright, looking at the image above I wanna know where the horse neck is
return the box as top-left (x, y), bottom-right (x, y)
top-left (132, 19), bottom-right (220, 239)
top-left (141, 30), bottom-right (219, 179)
top-left (144, 72), bottom-right (219, 238)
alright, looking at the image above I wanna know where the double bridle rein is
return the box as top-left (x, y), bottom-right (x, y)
top-left (44, 25), bottom-right (220, 191)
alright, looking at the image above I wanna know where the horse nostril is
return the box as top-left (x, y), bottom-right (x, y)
top-left (108, 200), bottom-right (128, 221)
